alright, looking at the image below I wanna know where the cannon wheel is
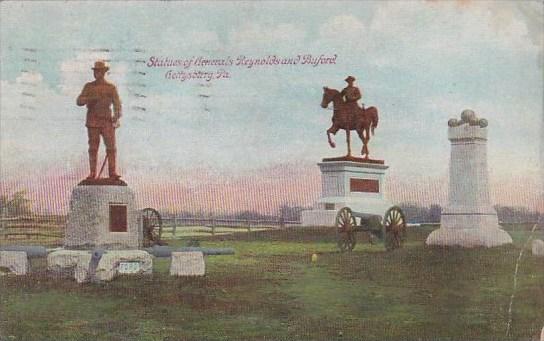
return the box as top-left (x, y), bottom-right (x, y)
top-left (383, 206), bottom-right (406, 251)
top-left (335, 207), bottom-right (357, 252)
top-left (142, 207), bottom-right (163, 247)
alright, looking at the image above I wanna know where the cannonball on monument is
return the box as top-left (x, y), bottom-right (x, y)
top-left (461, 109), bottom-right (476, 123)
top-left (469, 118), bottom-right (480, 126)
top-left (448, 119), bottom-right (459, 127)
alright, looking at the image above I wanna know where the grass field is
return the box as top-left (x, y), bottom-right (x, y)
top-left (1, 225), bottom-right (543, 341)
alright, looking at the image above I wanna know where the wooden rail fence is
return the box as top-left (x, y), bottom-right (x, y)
top-left (160, 217), bottom-right (300, 236)
top-left (0, 215), bottom-right (301, 240)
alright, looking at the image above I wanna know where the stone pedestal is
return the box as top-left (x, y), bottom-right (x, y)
top-left (47, 249), bottom-right (92, 283)
top-left (94, 250), bottom-right (153, 281)
top-left (64, 180), bottom-right (142, 249)
top-left (533, 240), bottom-right (544, 257)
top-left (47, 249), bottom-right (153, 283)
top-left (302, 158), bottom-right (392, 226)
top-left (0, 251), bottom-right (29, 275)
top-left (170, 252), bottom-right (206, 276)
top-left (426, 111), bottom-right (512, 247)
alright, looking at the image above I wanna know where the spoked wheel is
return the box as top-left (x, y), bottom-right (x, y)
top-left (335, 207), bottom-right (357, 252)
top-left (142, 207), bottom-right (164, 247)
top-left (383, 206), bottom-right (406, 251)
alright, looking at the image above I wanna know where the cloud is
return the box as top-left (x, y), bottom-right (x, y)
top-left (361, 1), bottom-right (540, 69)
top-left (417, 93), bottom-right (541, 180)
top-left (142, 29), bottom-right (222, 54)
top-left (58, 51), bottom-right (129, 98)
top-left (0, 75), bottom-right (85, 180)
top-left (514, 1), bottom-right (544, 48)
top-left (228, 22), bottom-right (306, 51)
top-left (319, 15), bottom-right (366, 41)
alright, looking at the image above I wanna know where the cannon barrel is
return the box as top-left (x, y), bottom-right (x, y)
top-left (0, 245), bottom-right (235, 258)
top-left (0, 245), bottom-right (48, 258)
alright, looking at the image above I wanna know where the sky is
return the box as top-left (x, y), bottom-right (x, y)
top-left (0, 1), bottom-right (542, 214)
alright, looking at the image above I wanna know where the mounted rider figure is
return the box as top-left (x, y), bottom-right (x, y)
top-left (340, 75), bottom-right (362, 114)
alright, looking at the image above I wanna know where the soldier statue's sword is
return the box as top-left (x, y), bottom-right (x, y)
top-left (96, 120), bottom-right (119, 178)
top-left (97, 154), bottom-right (108, 178)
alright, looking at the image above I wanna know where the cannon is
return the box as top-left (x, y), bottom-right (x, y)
top-left (334, 205), bottom-right (407, 252)
top-left (141, 207), bottom-right (164, 247)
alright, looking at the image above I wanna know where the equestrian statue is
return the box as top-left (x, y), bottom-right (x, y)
top-left (321, 76), bottom-right (379, 159)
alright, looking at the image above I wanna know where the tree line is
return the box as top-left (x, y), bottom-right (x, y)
top-left (0, 191), bottom-right (540, 224)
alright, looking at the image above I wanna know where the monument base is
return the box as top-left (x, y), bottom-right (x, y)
top-left (64, 181), bottom-right (141, 250)
top-left (425, 225), bottom-right (512, 247)
top-left (78, 178), bottom-right (127, 186)
top-left (322, 155), bottom-right (385, 164)
top-left (301, 160), bottom-right (391, 226)
top-left (426, 208), bottom-right (512, 247)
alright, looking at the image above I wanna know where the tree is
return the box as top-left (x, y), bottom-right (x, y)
top-left (279, 204), bottom-right (306, 222)
top-left (0, 190), bottom-right (32, 217)
top-left (428, 205), bottom-right (442, 223)
top-left (398, 203), bottom-right (442, 223)
top-left (494, 205), bottom-right (539, 224)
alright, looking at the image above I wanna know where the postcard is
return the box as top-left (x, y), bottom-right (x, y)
top-left (0, 1), bottom-right (542, 341)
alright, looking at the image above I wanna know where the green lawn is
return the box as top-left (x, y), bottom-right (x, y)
top-left (1, 225), bottom-right (543, 341)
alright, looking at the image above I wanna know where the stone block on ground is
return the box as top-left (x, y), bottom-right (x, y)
top-left (170, 251), bottom-right (205, 276)
top-left (532, 239), bottom-right (544, 257)
top-left (0, 251), bottom-right (29, 275)
top-left (47, 250), bottom-right (92, 283)
top-left (301, 209), bottom-right (337, 227)
top-left (95, 250), bottom-right (153, 282)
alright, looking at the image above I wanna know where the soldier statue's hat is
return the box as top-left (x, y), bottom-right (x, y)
top-left (92, 60), bottom-right (109, 71)
top-left (345, 76), bottom-right (356, 82)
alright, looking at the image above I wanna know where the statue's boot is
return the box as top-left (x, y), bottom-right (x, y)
top-left (87, 152), bottom-right (97, 179)
top-left (107, 150), bottom-right (121, 179)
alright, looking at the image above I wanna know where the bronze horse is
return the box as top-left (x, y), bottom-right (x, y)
top-left (321, 87), bottom-right (379, 158)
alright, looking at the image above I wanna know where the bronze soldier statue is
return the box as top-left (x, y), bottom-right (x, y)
top-left (77, 61), bottom-right (122, 180)
top-left (340, 76), bottom-right (362, 111)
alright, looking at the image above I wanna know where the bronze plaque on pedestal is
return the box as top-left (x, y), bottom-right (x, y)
top-left (109, 204), bottom-right (128, 232)
top-left (350, 179), bottom-right (379, 193)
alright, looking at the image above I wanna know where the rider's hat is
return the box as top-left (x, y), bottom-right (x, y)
top-left (92, 60), bottom-right (109, 71)
top-left (345, 76), bottom-right (356, 82)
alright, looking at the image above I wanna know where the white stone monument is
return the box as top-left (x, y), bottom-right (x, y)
top-left (426, 110), bottom-right (512, 247)
top-left (94, 250), bottom-right (153, 281)
top-left (0, 251), bottom-right (29, 275)
top-left (170, 251), bottom-right (206, 276)
top-left (64, 180), bottom-right (142, 249)
top-left (532, 239), bottom-right (544, 257)
top-left (301, 158), bottom-right (392, 226)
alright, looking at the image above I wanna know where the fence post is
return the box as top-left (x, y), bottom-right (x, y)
top-left (0, 208), bottom-right (6, 230)
top-left (247, 219), bottom-right (251, 233)
top-left (172, 217), bottom-right (177, 237)
top-left (211, 218), bottom-right (215, 235)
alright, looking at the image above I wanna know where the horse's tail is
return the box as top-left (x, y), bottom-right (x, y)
top-left (368, 107), bottom-right (379, 135)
